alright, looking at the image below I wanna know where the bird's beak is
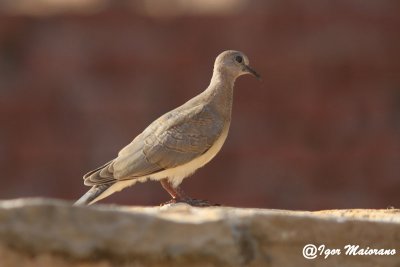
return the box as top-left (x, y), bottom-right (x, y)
top-left (243, 65), bottom-right (261, 80)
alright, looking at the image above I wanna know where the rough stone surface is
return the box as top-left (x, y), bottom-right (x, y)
top-left (0, 198), bottom-right (399, 267)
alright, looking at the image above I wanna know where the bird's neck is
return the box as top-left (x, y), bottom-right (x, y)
top-left (210, 68), bottom-right (236, 88)
top-left (205, 70), bottom-right (236, 118)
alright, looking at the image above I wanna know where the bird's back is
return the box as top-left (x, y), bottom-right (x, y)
top-left (83, 88), bottom-right (231, 186)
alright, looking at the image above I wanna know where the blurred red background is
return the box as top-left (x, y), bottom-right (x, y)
top-left (0, 1), bottom-right (399, 210)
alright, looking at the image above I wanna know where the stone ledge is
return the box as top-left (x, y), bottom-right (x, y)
top-left (0, 198), bottom-right (399, 267)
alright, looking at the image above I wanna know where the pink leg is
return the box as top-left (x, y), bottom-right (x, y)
top-left (159, 179), bottom-right (219, 207)
top-left (160, 179), bottom-right (188, 200)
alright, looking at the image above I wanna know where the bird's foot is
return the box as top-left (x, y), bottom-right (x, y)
top-left (160, 197), bottom-right (220, 207)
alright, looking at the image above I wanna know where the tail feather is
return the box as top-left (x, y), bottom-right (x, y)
top-left (74, 184), bottom-right (112, 206)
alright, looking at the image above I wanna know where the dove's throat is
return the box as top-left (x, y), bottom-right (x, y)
top-left (206, 70), bottom-right (236, 118)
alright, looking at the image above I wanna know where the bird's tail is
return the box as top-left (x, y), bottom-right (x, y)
top-left (74, 184), bottom-right (112, 206)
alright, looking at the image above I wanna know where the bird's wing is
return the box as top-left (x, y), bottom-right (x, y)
top-left (83, 104), bottom-right (224, 186)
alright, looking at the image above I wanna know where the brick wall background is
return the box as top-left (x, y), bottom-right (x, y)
top-left (1, 1), bottom-right (399, 210)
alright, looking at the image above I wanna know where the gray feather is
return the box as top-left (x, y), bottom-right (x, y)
top-left (74, 184), bottom-right (111, 205)
top-left (83, 103), bottom-right (223, 186)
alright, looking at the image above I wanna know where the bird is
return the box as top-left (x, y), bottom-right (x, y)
top-left (74, 50), bottom-right (260, 207)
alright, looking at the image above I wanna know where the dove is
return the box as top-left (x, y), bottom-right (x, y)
top-left (75, 50), bottom-right (260, 206)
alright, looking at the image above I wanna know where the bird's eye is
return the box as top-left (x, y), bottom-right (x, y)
top-left (235, 55), bottom-right (243, 63)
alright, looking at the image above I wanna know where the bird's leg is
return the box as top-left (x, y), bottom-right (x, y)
top-left (159, 179), bottom-right (219, 207)
top-left (160, 179), bottom-right (188, 200)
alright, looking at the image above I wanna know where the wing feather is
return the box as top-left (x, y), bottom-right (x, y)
top-left (83, 103), bottom-right (224, 186)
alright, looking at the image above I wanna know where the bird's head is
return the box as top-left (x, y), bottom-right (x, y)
top-left (214, 50), bottom-right (261, 80)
